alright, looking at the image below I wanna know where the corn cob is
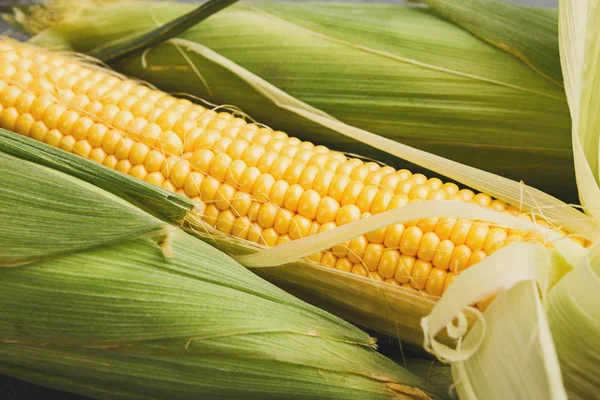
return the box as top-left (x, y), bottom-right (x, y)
top-left (0, 39), bottom-right (581, 309)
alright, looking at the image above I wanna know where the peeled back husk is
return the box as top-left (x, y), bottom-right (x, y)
top-left (22, 0), bottom-right (576, 201)
top-left (0, 131), bottom-right (439, 400)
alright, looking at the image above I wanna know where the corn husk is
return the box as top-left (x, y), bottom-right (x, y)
top-left (0, 130), bottom-right (440, 400)
top-left (423, 244), bottom-right (571, 400)
top-left (18, 0), bottom-right (578, 200)
top-left (417, 0), bottom-right (562, 85)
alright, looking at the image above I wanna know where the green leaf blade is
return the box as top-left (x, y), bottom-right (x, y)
top-left (419, 0), bottom-right (562, 86)
top-left (0, 151), bottom-right (166, 266)
top-left (0, 337), bottom-right (430, 400)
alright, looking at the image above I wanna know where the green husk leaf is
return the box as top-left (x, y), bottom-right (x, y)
top-left (546, 245), bottom-right (600, 399)
top-left (0, 338), bottom-right (434, 400)
top-left (0, 231), bottom-right (367, 346)
top-left (0, 233), bottom-right (437, 399)
top-left (0, 129), bottom-right (192, 223)
top-left (28, 1), bottom-right (577, 200)
top-left (238, 3), bottom-right (560, 97)
top-left (0, 144), bottom-right (437, 399)
top-left (419, 0), bottom-right (562, 85)
top-left (0, 149), bottom-right (166, 267)
top-left (3, 228), bottom-right (407, 350)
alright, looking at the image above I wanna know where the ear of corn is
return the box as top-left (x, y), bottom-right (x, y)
top-left (17, 0), bottom-right (577, 201)
top-left (0, 40), bottom-right (572, 295)
top-left (0, 39), bottom-right (589, 348)
top-left (0, 140), bottom-right (439, 400)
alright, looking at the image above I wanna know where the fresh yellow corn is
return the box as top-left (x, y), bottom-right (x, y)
top-left (0, 39), bottom-right (582, 309)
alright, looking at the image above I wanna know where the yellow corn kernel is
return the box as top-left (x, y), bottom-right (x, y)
top-left (425, 268), bottom-right (447, 297)
top-left (378, 250), bottom-right (399, 279)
